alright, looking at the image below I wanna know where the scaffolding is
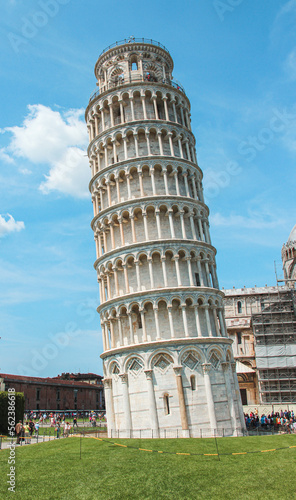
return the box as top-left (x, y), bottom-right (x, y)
top-left (252, 289), bottom-right (296, 403)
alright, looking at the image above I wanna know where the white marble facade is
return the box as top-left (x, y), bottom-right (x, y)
top-left (86, 38), bottom-right (244, 437)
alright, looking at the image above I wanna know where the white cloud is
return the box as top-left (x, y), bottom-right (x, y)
top-left (39, 147), bottom-right (89, 198)
top-left (4, 104), bottom-right (89, 198)
top-left (0, 214), bottom-right (25, 237)
top-left (0, 147), bottom-right (14, 164)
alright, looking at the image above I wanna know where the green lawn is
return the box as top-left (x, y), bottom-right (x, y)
top-left (0, 434), bottom-right (295, 499)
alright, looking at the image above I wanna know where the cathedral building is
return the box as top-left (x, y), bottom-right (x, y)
top-left (85, 38), bottom-right (245, 438)
top-left (223, 225), bottom-right (296, 407)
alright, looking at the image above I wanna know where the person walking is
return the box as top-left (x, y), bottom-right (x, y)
top-left (56, 422), bottom-right (61, 439)
top-left (15, 421), bottom-right (22, 444)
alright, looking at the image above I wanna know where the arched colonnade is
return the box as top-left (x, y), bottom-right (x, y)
top-left (87, 88), bottom-right (191, 140)
top-left (91, 162), bottom-right (204, 216)
top-left (99, 292), bottom-right (227, 350)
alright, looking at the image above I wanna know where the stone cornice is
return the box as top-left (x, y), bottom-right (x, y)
top-left (97, 286), bottom-right (225, 314)
top-left (91, 194), bottom-right (209, 230)
top-left (87, 119), bottom-right (195, 156)
top-left (100, 336), bottom-right (232, 359)
top-left (89, 156), bottom-right (203, 192)
top-left (94, 238), bottom-right (217, 269)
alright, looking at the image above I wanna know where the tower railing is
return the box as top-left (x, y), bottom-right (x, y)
top-left (89, 77), bottom-right (186, 103)
top-left (98, 38), bottom-right (170, 57)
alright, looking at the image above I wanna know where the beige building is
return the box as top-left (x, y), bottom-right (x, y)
top-left (223, 226), bottom-right (296, 407)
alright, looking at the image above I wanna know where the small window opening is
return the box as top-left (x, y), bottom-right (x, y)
top-left (137, 312), bottom-right (142, 328)
top-left (237, 332), bottom-right (242, 344)
top-left (36, 389), bottom-right (40, 401)
top-left (131, 62), bottom-right (138, 71)
top-left (164, 394), bottom-right (170, 415)
top-left (190, 375), bottom-right (196, 391)
top-left (237, 301), bottom-right (242, 314)
top-left (195, 273), bottom-right (201, 286)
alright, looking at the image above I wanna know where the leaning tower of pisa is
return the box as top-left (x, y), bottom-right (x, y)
top-left (86, 38), bottom-right (245, 438)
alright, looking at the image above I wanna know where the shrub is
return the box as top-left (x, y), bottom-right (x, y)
top-left (0, 391), bottom-right (25, 435)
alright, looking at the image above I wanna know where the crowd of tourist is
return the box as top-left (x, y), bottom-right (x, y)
top-left (244, 409), bottom-right (296, 433)
top-left (14, 411), bottom-right (106, 444)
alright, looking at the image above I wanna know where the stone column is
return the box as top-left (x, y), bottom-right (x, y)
top-left (150, 167), bottom-right (156, 195)
top-left (109, 319), bottom-right (115, 348)
top-left (204, 305), bottom-right (213, 336)
top-left (173, 366), bottom-right (190, 438)
top-left (141, 95), bottom-right (147, 119)
top-left (194, 305), bottom-right (202, 337)
top-left (168, 132), bottom-right (174, 156)
top-left (103, 378), bottom-right (115, 437)
top-left (173, 170), bottom-right (180, 196)
top-left (231, 362), bottom-right (246, 432)
top-left (167, 305), bottom-right (175, 338)
top-left (118, 217), bottom-right (125, 246)
top-left (123, 137), bottom-right (128, 160)
top-left (189, 213), bottom-right (197, 240)
top-left (162, 168), bottom-right (169, 194)
top-left (140, 308), bottom-right (147, 342)
top-left (202, 363), bottom-right (217, 434)
top-left (112, 140), bottom-right (117, 163)
top-left (117, 315), bottom-right (123, 345)
top-left (122, 263), bottom-right (129, 293)
top-left (172, 99), bottom-right (178, 122)
top-left (130, 215), bottom-right (136, 243)
top-left (119, 100), bottom-right (124, 124)
top-left (138, 170), bottom-right (144, 196)
top-left (161, 256), bottom-right (168, 287)
top-left (135, 260), bottom-right (141, 291)
top-left (145, 370), bottom-right (159, 438)
top-left (184, 173), bottom-right (190, 197)
top-left (155, 209), bottom-right (162, 239)
top-left (181, 304), bottom-right (189, 337)
top-left (100, 108), bottom-right (105, 131)
top-left (186, 257), bottom-right (194, 286)
top-left (153, 306), bottom-right (161, 340)
top-left (115, 175), bottom-right (121, 202)
top-left (198, 218), bottom-right (204, 241)
top-left (119, 373), bottom-right (132, 437)
top-left (109, 104), bottom-right (114, 127)
top-left (143, 212), bottom-right (149, 240)
top-left (104, 144), bottom-right (108, 168)
top-left (126, 173), bottom-right (132, 199)
top-left (148, 257), bottom-right (154, 288)
top-left (213, 308), bottom-right (220, 337)
top-left (168, 210), bottom-right (175, 238)
top-left (221, 362), bottom-right (238, 435)
top-left (177, 136), bottom-right (184, 158)
top-left (179, 210), bottom-right (186, 238)
top-left (128, 312), bottom-right (134, 344)
top-left (134, 134), bottom-right (139, 157)
top-left (157, 131), bottom-right (164, 155)
top-left (174, 255), bottom-right (181, 286)
top-left (196, 258), bottom-right (204, 286)
top-left (152, 97), bottom-right (159, 119)
top-left (145, 130), bottom-right (151, 156)
top-left (163, 97), bottom-right (169, 121)
top-left (217, 309), bottom-right (227, 337)
top-left (130, 98), bottom-right (135, 121)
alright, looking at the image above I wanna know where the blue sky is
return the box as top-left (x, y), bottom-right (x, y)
top-left (0, 0), bottom-right (295, 377)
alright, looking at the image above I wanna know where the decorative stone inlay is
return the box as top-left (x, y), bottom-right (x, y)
top-left (209, 352), bottom-right (220, 369)
top-left (182, 352), bottom-right (199, 370)
top-left (127, 358), bottom-right (143, 377)
top-left (152, 353), bottom-right (172, 373)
